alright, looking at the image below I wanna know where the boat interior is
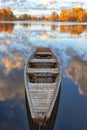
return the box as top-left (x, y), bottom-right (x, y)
top-left (29, 62), bottom-right (57, 68)
top-left (26, 48), bottom-right (59, 84)
top-left (34, 53), bottom-right (52, 59)
top-left (28, 73), bottom-right (58, 83)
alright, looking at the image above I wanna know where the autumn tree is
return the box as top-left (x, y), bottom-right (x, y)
top-left (59, 7), bottom-right (87, 22)
top-left (69, 7), bottom-right (86, 21)
top-left (59, 10), bottom-right (70, 21)
top-left (0, 7), bottom-right (15, 20)
top-left (0, 9), bottom-right (5, 20)
top-left (51, 11), bottom-right (59, 21)
top-left (19, 14), bottom-right (31, 20)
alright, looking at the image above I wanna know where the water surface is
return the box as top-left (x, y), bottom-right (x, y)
top-left (0, 22), bottom-right (87, 130)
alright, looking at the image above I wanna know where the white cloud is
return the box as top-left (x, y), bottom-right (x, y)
top-left (40, 0), bottom-right (56, 6)
top-left (0, 0), bottom-right (87, 16)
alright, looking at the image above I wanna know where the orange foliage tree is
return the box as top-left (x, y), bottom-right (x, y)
top-left (59, 7), bottom-right (87, 22)
top-left (69, 7), bottom-right (87, 21)
top-left (0, 7), bottom-right (15, 20)
top-left (59, 10), bottom-right (70, 21)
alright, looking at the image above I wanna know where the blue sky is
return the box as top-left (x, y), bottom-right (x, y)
top-left (0, 0), bottom-right (87, 16)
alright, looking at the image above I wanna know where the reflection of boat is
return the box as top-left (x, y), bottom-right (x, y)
top-left (24, 47), bottom-right (61, 128)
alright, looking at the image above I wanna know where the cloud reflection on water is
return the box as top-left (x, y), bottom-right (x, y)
top-left (1, 52), bottom-right (24, 74)
top-left (0, 48), bottom-right (28, 129)
top-left (0, 22), bottom-right (87, 130)
top-left (0, 39), bottom-right (12, 45)
top-left (40, 33), bottom-right (56, 40)
top-left (65, 57), bottom-right (87, 95)
top-left (0, 68), bottom-right (25, 101)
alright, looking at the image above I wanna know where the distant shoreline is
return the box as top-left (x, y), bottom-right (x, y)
top-left (0, 20), bottom-right (87, 24)
top-left (0, 7), bottom-right (87, 22)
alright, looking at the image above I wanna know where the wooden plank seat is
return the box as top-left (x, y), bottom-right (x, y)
top-left (26, 68), bottom-right (59, 73)
top-left (28, 83), bottom-right (56, 88)
top-left (35, 52), bottom-right (52, 55)
top-left (28, 86), bottom-right (56, 91)
top-left (30, 58), bottom-right (56, 63)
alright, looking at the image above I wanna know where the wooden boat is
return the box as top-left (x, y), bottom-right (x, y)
top-left (24, 47), bottom-right (61, 127)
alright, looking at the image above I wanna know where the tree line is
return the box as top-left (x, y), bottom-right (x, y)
top-left (0, 7), bottom-right (87, 22)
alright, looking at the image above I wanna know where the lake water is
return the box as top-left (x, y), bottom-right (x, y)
top-left (0, 21), bottom-right (87, 130)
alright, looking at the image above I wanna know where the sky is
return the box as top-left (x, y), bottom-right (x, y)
top-left (0, 0), bottom-right (87, 16)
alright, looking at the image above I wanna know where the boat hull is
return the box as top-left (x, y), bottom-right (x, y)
top-left (24, 47), bottom-right (61, 126)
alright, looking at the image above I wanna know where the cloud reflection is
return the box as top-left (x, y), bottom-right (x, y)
top-left (65, 57), bottom-right (87, 95)
top-left (0, 39), bottom-right (12, 44)
top-left (40, 33), bottom-right (55, 40)
top-left (1, 52), bottom-right (24, 74)
top-left (0, 69), bottom-right (25, 102)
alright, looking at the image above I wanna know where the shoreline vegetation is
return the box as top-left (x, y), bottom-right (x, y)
top-left (0, 7), bottom-right (87, 22)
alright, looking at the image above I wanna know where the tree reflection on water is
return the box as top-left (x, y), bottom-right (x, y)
top-left (0, 23), bottom-right (87, 36)
top-left (0, 23), bottom-right (14, 33)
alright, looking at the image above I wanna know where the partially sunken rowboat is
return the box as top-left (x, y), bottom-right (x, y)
top-left (24, 47), bottom-right (61, 128)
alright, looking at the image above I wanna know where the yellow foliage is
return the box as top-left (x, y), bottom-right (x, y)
top-left (0, 7), bottom-right (14, 20)
top-left (59, 10), bottom-right (70, 21)
top-left (59, 7), bottom-right (87, 22)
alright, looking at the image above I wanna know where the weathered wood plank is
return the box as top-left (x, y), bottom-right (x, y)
top-left (28, 83), bottom-right (56, 87)
top-left (28, 83), bottom-right (56, 91)
top-left (30, 91), bottom-right (54, 99)
top-left (30, 58), bottom-right (56, 63)
top-left (29, 89), bottom-right (55, 92)
top-left (32, 102), bottom-right (51, 108)
top-left (28, 87), bottom-right (56, 91)
top-left (36, 52), bottom-right (52, 55)
top-left (32, 99), bottom-right (52, 104)
top-left (33, 109), bottom-right (48, 112)
top-left (36, 48), bottom-right (51, 52)
top-left (33, 106), bottom-right (49, 111)
top-left (26, 68), bottom-right (59, 73)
